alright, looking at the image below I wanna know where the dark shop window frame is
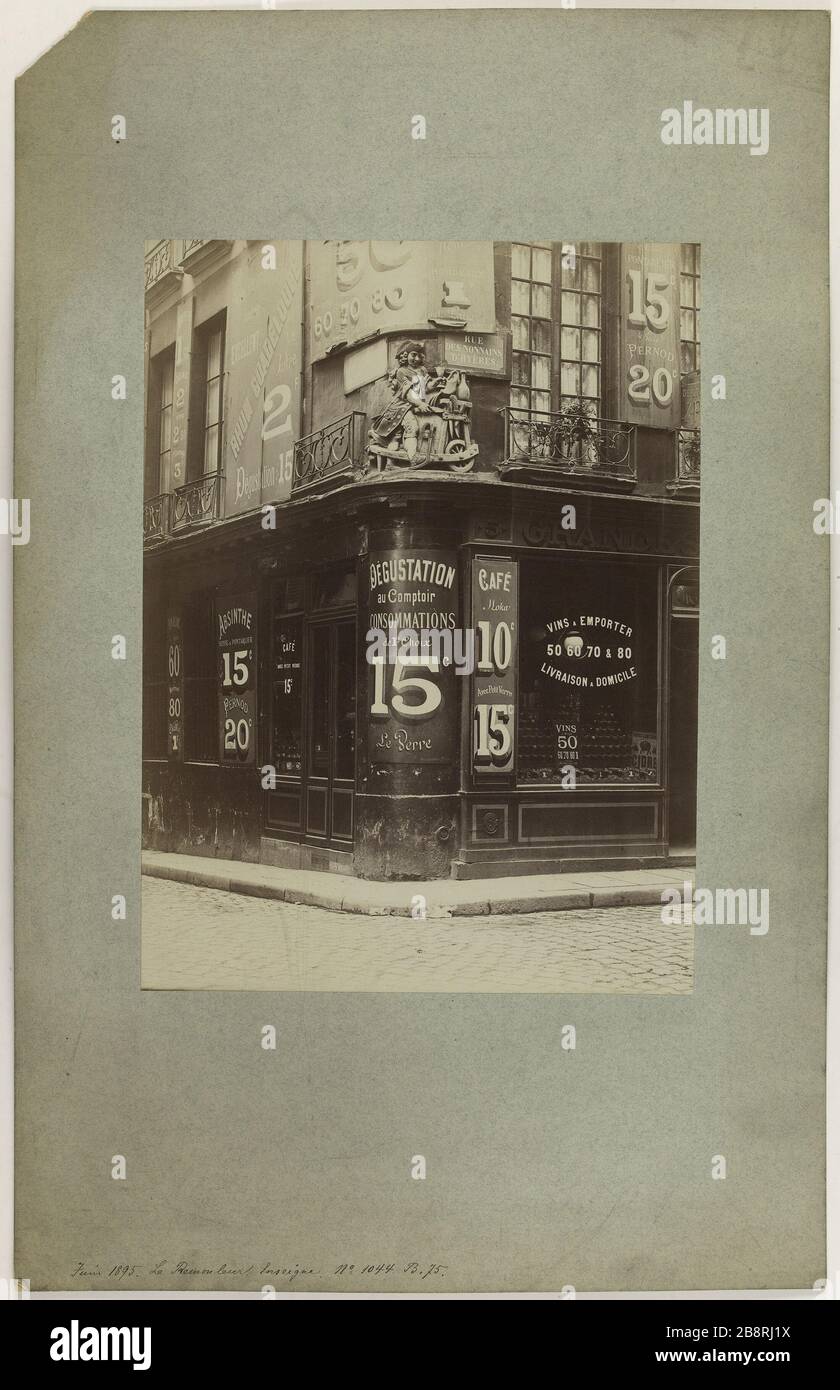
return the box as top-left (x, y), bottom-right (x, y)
top-left (514, 555), bottom-right (665, 793)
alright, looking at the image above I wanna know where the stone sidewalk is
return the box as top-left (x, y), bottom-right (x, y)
top-left (142, 849), bottom-right (694, 919)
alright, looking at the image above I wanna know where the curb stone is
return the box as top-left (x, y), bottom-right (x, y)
top-left (142, 860), bottom-right (677, 918)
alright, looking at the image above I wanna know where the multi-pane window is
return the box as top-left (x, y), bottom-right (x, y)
top-left (679, 244), bottom-right (701, 374)
top-left (155, 347), bottom-right (175, 489)
top-left (189, 313), bottom-right (226, 481)
top-left (510, 242), bottom-right (604, 421)
top-left (560, 243), bottom-right (602, 416)
top-left (202, 319), bottom-right (225, 473)
top-left (510, 242), bottom-right (553, 418)
top-left (146, 346), bottom-right (175, 498)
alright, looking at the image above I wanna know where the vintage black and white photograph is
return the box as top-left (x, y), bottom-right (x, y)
top-left (10, 0), bottom-right (832, 1317)
top-left (141, 238), bottom-right (700, 993)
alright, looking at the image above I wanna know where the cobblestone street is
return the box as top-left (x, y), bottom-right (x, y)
top-left (142, 876), bottom-right (694, 994)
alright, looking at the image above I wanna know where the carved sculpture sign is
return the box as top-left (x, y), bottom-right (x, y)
top-left (367, 340), bottom-right (478, 473)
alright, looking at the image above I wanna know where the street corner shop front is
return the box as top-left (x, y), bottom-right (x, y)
top-left (144, 490), bottom-right (698, 881)
top-left (256, 511), bottom-right (697, 882)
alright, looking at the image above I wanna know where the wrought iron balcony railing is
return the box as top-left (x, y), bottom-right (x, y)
top-left (672, 427), bottom-right (701, 493)
top-left (501, 405), bottom-right (636, 485)
top-left (181, 238), bottom-right (209, 262)
top-left (171, 472), bottom-right (223, 532)
top-left (143, 492), bottom-right (170, 544)
top-left (144, 239), bottom-right (183, 303)
top-left (292, 411), bottom-right (366, 495)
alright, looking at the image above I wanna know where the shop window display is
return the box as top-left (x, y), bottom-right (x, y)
top-left (518, 559), bottom-right (660, 784)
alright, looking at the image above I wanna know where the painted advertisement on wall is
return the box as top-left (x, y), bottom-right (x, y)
top-left (308, 241), bottom-right (496, 361)
top-left (366, 549), bottom-right (459, 764)
top-left (168, 298), bottom-right (193, 491)
top-left (217, 594), bottom-right (257, 766)
top-left (471, 556), bottom-right (517, 774)
top-left (619, 243), bottom-right (681, 430)
top-left (166, 611), bottom-right (184, 758)
top-left (272, 614), bottom-right (302, 776)
top-left (224, 242), bottom-right (303, 516)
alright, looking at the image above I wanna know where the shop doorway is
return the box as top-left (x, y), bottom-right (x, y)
top-left (667, 614), bottom-right (699, 852)
top-left (304, 618), bottom-right (356, 846)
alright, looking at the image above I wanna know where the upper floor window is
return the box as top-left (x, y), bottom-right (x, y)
top-left (510, 242), bottom-right (603, 420)
top-left (679, 244), bottom-right (701, 374)
top-left (510, 242), bottom-right (553, 419)
top-left (560, 243), bottom-right (602, 417)
top-left (189, 312), bottom-right (226, 480)
top-left (146, 345), bottom-right (175, 497)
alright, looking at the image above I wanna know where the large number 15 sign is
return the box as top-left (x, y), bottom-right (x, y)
top-left (621, 245), bottom-right (681, 429)
top-left (627, 273), bottom-right (674, 407)
top-left (370, 651), bottom-right (441, 719)
top-left (368, 646), bottom-right (454, 765)
top-left (217, 596), bottom-right (257, 765)
top-left (627, 271), bottom-right (671, 330)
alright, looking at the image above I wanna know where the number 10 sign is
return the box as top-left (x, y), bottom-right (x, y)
top-left (472, 557), bottom-right (517, 775)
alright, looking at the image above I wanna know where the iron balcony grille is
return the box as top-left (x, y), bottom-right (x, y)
top-left (171, 472), bottom-right (223, 532)
top-left (144, 239), bottom-right (182, 296)
top-left (292, 411), bottom-right (366, 494)
top-left (181, 239), bottom-right (208, 260)
top-left (501, 404), bottom-right (636, 484)
top-left (143, 492), bottom-right (170, 543)
top-left (673, 427), bottom-right (701, 492)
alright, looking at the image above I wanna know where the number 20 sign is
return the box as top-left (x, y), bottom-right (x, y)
top-left (217, 595), bottom-right (257, 765)
top-left (620, 244), bottom-right (681, 431)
